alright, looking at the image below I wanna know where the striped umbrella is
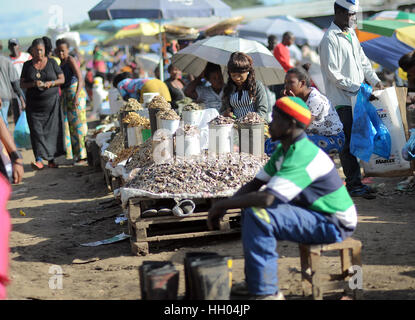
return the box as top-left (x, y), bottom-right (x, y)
top-left (171, 35), bottom-right (285, 85)
top-left (103, 22), bottom-right (164, 46)
top-left (370, 10), bottom-right (415, 23)
top-left (357, 11), bottom-right (415, 71)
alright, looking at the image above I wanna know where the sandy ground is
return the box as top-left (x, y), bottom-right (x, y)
top-left (4, 137), bottom-right (415, 300)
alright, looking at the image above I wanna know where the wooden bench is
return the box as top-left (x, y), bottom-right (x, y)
top-left (299, 237), bottom-right (363, 300)
top-left (127, 197), bottom-right (241, 255)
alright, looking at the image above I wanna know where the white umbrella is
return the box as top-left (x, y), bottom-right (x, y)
top-left (171, 35), bottom-right (285, 85)
top-left (237, 16), bottom-right (324, 48)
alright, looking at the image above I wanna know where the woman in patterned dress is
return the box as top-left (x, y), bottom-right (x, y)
top-left (56, 38), bottom-right (88, 166)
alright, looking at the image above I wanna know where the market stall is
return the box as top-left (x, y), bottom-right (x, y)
top-left (87, 92), bottom-right (270, 255)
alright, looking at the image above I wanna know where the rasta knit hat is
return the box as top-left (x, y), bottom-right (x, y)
top-left (275, 96), bottom-right (311, 126)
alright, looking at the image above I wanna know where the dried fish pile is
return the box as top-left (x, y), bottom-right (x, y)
top-left (148, 95), bottom-right (171, 110)
top-left (121, 98), bottom-right (143, 111)
top-left (209, 115), bottom-right (235, 125)
top-left (157, 109), bottom-right (180, 120)
top-left (126, 153), bottom-right (268, 196)
top-left (122, 112), bottom-right (150, 128)
top-left (176, 124), bottom-right (199, 137)
top-left (105, 131), bottom-right (125, 155)
top-left (237, 112), bottom-right (265, 125)
top-left (125, 139), bottom-right (154, 171)
top-left (183, 102), bottom-right (203, 111)
top-left (113, 146), bottom-right (140, 167)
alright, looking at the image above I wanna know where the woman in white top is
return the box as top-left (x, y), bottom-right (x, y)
top-left (265, 67), bottom-right (345, 156)
top-left (284, 67), bottom-right (345, 154)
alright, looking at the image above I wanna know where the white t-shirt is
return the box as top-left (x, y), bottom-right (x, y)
top-left (9, 52), bottom-right (32, 77)
top-left (306, 87), bottom-right (343, 136)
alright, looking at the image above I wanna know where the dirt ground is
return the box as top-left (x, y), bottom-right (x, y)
top-left (4, 130), bottom-right (415, 300)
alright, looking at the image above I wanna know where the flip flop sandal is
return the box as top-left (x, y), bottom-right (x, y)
top-left (141, 209), bottom-right (157, 218)
top-left (157, 208), bottom-right (173, 216)
top-left (31, 161), bottom-right (44, 170)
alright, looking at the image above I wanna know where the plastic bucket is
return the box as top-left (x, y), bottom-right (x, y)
top-left (184, 252), bottom-right (219, 300)
top-left (158, 118), bottom-right (180, 135)
top-left (238, 123), bottom-right (264, 156)
top-left (127, 126), bottom-right (144, 147)
top-left (148, 107), bottom-right (161, 136)
top-left (182, 110), bottom-right (203, 126)
top-left (208, 124), bottom-right (234, 155)
top-left (189, 256), bottom-right (232, 300)
top-left (139, 261), bottom-right (174, 300)
top-left (139, 261), bottom-right (178, 300)
top-left (176, 131), bottom-right (201, 157)
top-left (142, 92), bottom-right (159, 107)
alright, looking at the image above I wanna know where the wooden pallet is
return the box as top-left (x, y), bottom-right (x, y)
top-left (127, 197), bottom-right (241, 255)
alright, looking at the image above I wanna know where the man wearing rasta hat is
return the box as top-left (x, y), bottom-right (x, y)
top-left (208, 97), bottom-right (357, 300)
top-left (319, 0), bottom-right (384, 199)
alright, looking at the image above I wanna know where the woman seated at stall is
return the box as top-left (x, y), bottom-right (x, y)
top-left (184, 62), bottom-right (224, 112)
top-left (164, 64), bottom-right (185, 110)
top-left (220, 52), bottom-right (268, 120)
top-left (265, 67), bottom-right (345, 156)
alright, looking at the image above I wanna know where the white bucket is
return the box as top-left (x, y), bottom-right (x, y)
top-left (126, 126), bottom-right (144, 147)
top-left (142, 92), bottom-right (159, 107)
top-left (158, 118), bottom-right (180, 135)
top-left (176, 131), bottom-right (201, 157)
top-left (208, 124), bottom-right (234, 155)
top-left (182, 110), bottom-right (203, 126)
top-left (108, 88), bottom-right (123, 115)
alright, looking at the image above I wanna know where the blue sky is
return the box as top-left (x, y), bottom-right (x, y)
top-left (0, 0), bottom-right (100, 39)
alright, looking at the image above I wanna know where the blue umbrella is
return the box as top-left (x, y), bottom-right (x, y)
top-left (97, 19), bottom-right (151, 32)
top-left (80, 33), bottom-right (97, 43)
top-left (88, 0), bottom-right (231, 81)
top-left (88, 0), bottom-right (231, 20)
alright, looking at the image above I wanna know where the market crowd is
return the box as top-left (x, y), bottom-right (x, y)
top-left (0, 0), bottom-right (415, 301)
